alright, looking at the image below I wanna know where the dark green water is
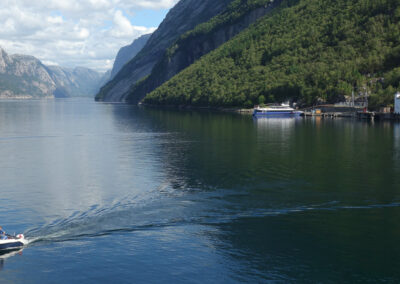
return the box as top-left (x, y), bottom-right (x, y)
top-left (0, 99), bottom-right (399, 283)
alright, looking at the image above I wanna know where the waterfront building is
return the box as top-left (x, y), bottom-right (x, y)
top-left (395, 92), bottom-right (400, 114)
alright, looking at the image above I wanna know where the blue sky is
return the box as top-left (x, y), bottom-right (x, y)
top-left (0, 0), bottom-right (179, 72)
top-left (128, 9), bottom-right (170, 27)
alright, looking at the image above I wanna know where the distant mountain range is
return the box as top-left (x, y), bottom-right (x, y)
top-left (0, 47), bottom-right (105, 99)
top-left (46, 65), bottom-right (105, 98)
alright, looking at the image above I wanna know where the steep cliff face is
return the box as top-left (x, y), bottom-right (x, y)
top-left (0, 47), bottom-right (55, 98)
top-left (0, 47), bottom-right (104, 98)
top-left (0, 48), bottom-right (14, 73)
top-left (126, 0), bottom-right (277, 104)
top-left (110, 34), bottom-right (151, 80)
top-left (96, 0), bottom-right (234, 102)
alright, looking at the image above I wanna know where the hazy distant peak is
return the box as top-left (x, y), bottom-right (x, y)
top-left (110, 33), bottom-right (152, 80)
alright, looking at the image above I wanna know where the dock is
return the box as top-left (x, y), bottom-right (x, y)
top-left (301, 105), bottom-right (400, 121)
top-left (356, 111), bottom-right (375, 120)
top-left (303, 112), bottom-right (355, 118)
top-left (303, 110), bottom-right (400, 121)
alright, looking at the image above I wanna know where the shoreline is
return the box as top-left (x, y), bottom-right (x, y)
top-left (138, 102), bottom-right (254, 114)
top-left (139, 103), bottom-right (400, 121)
top-left (0, 96), bottom-right (54, 100)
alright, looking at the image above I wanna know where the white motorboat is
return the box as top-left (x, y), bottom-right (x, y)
top-left (0, 234), bottom-right (28, 251)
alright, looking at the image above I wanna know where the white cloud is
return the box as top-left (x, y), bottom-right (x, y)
top-left (47, 16), bottom-right (64, 24)
top-left (0, 0), bottom-right (179, 72)
top-left (110, 10), bottom-right (137, 38)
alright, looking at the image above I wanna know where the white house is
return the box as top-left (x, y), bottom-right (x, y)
top-left (396, 92), bottom-right (400, 114)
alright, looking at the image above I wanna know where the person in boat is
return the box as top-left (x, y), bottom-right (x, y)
top-left (0, 226), bottom-right (7, 240)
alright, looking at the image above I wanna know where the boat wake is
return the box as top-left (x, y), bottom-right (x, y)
top-left (22, 184), bottom-right (400, 247)
top-left (23, 183), bottom-right (198, 245)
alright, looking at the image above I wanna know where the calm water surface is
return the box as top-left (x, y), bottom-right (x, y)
top-left (0, 98), bottom-right (399, 283)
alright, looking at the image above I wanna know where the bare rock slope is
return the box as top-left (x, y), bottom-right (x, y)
top-left (0, 47), bottom-right (55, 98)
top-left (0, 47), bottom-right (104, 98)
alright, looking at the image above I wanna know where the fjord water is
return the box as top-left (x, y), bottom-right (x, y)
top-left (0, 99), bottom-right (400, 283)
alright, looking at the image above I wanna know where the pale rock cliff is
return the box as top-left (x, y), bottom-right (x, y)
top-left (0, 47), bottom-right (55, 98)
top-left (0, 46), bottom-right (105, 98)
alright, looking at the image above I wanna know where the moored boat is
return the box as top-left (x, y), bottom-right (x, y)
top-left (253, 104), bottom-right (303, 117)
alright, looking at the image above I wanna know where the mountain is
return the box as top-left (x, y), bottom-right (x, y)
top-left (110, 34), bottom-right (151, 80)
top-left (0, 47), bottom-right (105, 98)
top-left (143, 0), bottom-right (400, 109)
top-left (98, 69), bottom-right (112, 89)
top-left (96, 0), bottom-right (234, 102)
top-left (126, 0), bottom-right (279, 104)
top-left (0, 47), bottom-right (55, 98)
top-left (46, 66), bottom-right (104, 98)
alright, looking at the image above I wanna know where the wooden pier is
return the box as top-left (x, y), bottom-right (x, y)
top-left (301, 104), bottom-right (400, 121)
top-left (303, 111), bottom-right (400, 121)
top-left (303, 112), bottom-right (355, 118)
top-left (356, 111), bottom-right (375, 120)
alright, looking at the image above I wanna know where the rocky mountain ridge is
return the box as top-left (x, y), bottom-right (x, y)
top-left (0, 47), bottom-right (55, 98)
top-left (0, 47), bottom-right (104, 98)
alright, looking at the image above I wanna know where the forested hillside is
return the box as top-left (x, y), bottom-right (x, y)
top-left (144, 0), bottom-right (400, 109)
top-left (126, 0), bottom-right (276, 104)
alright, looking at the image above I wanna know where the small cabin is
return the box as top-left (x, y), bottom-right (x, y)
top-left (395, 92), bottom-right (400, 114)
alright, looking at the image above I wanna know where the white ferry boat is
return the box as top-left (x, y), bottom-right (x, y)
top-left (253, 104), bottom-right (303, 117)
